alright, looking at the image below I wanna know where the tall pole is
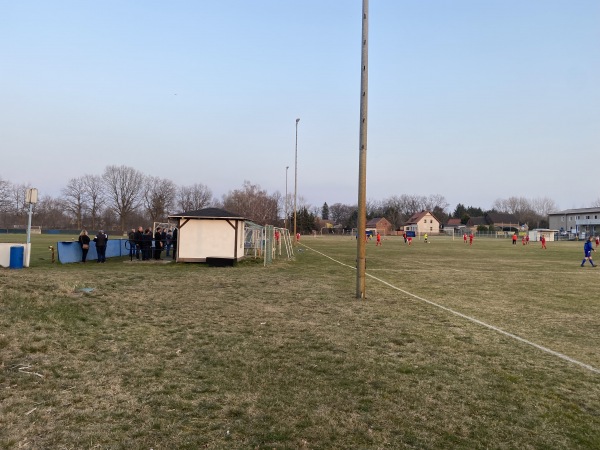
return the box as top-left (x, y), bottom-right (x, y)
top-left (285, 166), bottom-right (289, 230)
top-left (356, 0), bottom-right (369, 299)
top-left (26, 202), bottom-right (33, 245)
top-left (293, 118), bottom-right (300, 244)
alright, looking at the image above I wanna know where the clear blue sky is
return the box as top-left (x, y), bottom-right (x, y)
top-left (2, 1), bottom-right (599, 212)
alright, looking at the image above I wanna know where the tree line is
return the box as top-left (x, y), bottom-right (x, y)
top-left (1, 166), bottom-right (595, 233)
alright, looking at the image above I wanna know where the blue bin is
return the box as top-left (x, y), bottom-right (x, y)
top-left (9, 246), bottom-right (24, 269)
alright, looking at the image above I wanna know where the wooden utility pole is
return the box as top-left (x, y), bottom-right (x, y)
top-left (356, 0), bottom-right (368, 299)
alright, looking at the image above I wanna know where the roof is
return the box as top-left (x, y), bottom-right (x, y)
top-left (549, 208), bottom-right (600, 215)
top-left (168, 207), bottom-right (246, 220)
top-left (405, 210), bottom-right (440, 224)
top-left (366, 217), bottom-right (391, 227)
top-left (446, 218), bottom-right (462, 226)
top-left (468, 216), bottom-right (488, 226)
top-left (485, 212), bottom-right (519, 224)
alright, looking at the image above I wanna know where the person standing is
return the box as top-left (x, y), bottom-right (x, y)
top-left (78, 230), bottom-right (91, 263)
top-left (142, 228), bottom-right (152, 260)
top-left (154, 227), bottom-right (163, 260)
top-left (595, 236), bottom-right (599, 249)
top-left (463, 233), bottom-right (467, 244)
top-left (171, 227), bottom-right (178, 260)
top-left (376, 232), bottom-right (382, 246)
top-left (94, 230), bottom-right (108, 263)
top-left (128, 228), bottom-right (136, 260)
top-left (469, 233), bottom-right (474, 246)
top-left (581, 236), bottom-right (596, 267)
top-left (540, 235), bottom-right (547, 250)
top-left (165, 229), bottom-right (173, 257)
top-left (134, 226), bottom-right (144, 260)
top-left (423, 233), bottom-right (428, 244)
top-left (512, 233), bottom-right (518, 245)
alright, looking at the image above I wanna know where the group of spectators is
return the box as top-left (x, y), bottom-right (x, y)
top-left (128, 226), bottom-right (178, 261)
top-left (77, 229), bottom-right (108, 263)
top-left (77, 226), bottom-right (178, 263)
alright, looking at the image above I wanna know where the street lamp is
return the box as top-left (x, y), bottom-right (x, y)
top-left (285, 166), bottom-right (289, 230)
top-left (25, 188), bottom-right (38, 246)
top-left (293, 118), bottom-right (300, 244)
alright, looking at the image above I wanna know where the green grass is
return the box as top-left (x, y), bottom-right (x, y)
top-left (1, 234), bottom-right (599, 448)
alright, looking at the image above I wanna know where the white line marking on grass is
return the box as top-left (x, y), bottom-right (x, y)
top-left (302, 244), bottom-right (600, 375)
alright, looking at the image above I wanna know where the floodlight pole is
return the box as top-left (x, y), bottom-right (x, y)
top-left (293, 118), bottom-right (300, 245)
top-left (356, 0), bottom-right (369, 299)
top-left (25, 188), bottom-right (38, 245)
top-left (285, 166), bottom-right (289, 230)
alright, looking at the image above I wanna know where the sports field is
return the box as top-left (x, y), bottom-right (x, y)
top-left (1, 233), bottom-right (599, 448)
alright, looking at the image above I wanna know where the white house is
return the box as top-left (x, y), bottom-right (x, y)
top-left (403, 211), bottom-right (441, 235)
top-left (168, 208), bottom-right (246, 263)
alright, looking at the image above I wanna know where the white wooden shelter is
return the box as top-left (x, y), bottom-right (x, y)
top-left (168, 208), bottom-right (246, 263)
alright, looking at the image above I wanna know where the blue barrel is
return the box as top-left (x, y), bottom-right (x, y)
top-left (9, 246), bottom-right (24, 269)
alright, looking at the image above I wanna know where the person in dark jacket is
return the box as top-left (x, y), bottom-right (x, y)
top-left (78, 230), bottom-right (91, 263)
top-left (154, 227), bottom-right (163, 260)
top-left (171, 227), bottom-right (178, 260)
top-left (142, 228), bottom-right (152, 260)
top-left (94, 230), bottom-right (108, 263)
top-left (134, 226), bottom-right (144, 260)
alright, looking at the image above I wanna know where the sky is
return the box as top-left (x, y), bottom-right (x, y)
top-left (2, 1), bottom-right (599, 213)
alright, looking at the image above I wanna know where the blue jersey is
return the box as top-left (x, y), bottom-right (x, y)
top-left (584, 240), bottom-right (593, 255)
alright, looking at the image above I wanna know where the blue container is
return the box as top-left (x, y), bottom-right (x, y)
top-left (9, 246), bottom-right (24, 269)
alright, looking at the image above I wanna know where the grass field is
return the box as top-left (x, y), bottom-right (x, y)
top-left (1, 233), bottom-right (599, 449)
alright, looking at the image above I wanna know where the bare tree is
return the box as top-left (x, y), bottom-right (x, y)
top-left (424, 194), bottom-right (449, 213)
top-left (102, 165), bottom-right (144, 233)
top-left (366, 199), bottom-right (383, 218)
top-left (176, 183), bottom-right (213, 212)
top-left (143, 176), bottom-right (177, 223)
top-left (591, 198), bottom-right (600, 207)
top-left (35, 195), bottom-right (70, 229)
top-left (222, 180), bottom-right (279, 225)
top-left (530, 197), bottom-right (558, 217)
top-left (381, 196), bottom-right (406, 230)
top-left (329, 203), bottom-right (356, 227)
top-left (0, 176), bottom-right (11, 212)
top-left (0, 176), bottom-right (13, 228)
top-left (82, 174), bottom-right (106, 230)
top-left (61, 177), bottom-right (87, 229)
top-left (10, 183), bottom-right (30, 224)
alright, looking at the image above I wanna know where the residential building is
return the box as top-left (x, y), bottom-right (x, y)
top-left (404, 211), bottom-right (440, 234)
top-left (548, 208), bottom-right (600, 236)
top-left (366, 217), bottom-right (393, 236)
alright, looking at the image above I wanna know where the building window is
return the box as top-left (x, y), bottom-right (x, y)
top-left (561, 217), bottom-right (564, 222)
top-left (430, 227), bottom-right (433, 231)
top-left (430, 220), bottom-right (433, 223)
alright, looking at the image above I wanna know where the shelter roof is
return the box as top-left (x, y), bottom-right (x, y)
top-left (169, 207), bottom-right (246, 220)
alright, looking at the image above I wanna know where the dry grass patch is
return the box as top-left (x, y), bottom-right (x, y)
top-left (0, 234), bottom-right (599, 448)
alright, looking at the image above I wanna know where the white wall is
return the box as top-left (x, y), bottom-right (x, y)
top-left (178, 219), bottom-right (244, 261)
